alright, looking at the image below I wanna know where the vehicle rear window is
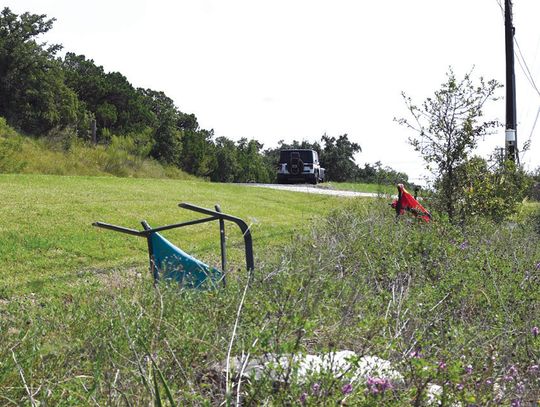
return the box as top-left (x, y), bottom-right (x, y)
top-left (279, 150), bottom-right (314, 163)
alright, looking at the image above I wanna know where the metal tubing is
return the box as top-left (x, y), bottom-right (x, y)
top-left (140, 220), bottom-right (158, 283)
top-left (92, 222), bottom-right (144, 236)
top-left (92, 217), bottom-right (219, 236)
top-left (215, 205), bottom-right (227, 286)
top-left (179, 203), bottom-right (254, 272)
top-left (142, 216), bottom-right (218, 234)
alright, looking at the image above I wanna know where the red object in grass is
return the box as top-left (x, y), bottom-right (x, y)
top-left (391, 184), bottom-right (431, 222)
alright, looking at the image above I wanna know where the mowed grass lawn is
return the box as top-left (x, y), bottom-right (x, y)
top-left (0, 174), bottom-right (355, 297)
top-left (322, 181), bottom-right (396, 195)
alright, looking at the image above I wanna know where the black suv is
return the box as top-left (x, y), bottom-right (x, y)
top-left (277, 149), bottom-right (325, 184)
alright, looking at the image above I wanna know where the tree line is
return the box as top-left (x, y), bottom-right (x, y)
top-left (0, 8), bottom-right (408, 184)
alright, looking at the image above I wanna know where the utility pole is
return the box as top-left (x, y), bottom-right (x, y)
top-left (505, 0), bottom-right (518, 162)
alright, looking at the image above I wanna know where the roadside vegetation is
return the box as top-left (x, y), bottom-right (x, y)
top-left (0, 118), bottom-right (195, 179)
top-left (1, 186), bottom-right (539, 405)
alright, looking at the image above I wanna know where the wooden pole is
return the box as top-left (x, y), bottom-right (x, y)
top-left (505, 0), bottom-right (518, 162)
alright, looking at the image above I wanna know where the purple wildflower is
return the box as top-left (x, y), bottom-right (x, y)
top-left (535, 262), bottom-right (540, 271)
top-left (508, 365), bottom-right (518, 377)
top-left (528, 364), bottom-right (539, 373)
top-left (299, 392), bottom-right (307, 404)
top-left (456, 383), bottom-right (464, 391)
top-left (464, 364), bottom-right (473, 374)
top-left (409, 349), bottom-right (422, 359)
top-left (438, 361), bottom-right (447, 370)
top-left (311, 383), bottom-right (320, 395)
top-left (516, 381), bottom-right (525, 394)
top-left (341, 383), bottom-right (353, 395)
top-left (532, 326), bottom-right (539, 337)
top-left (511, 399), bottom-right (521, 407)
top-left (459, 241), bottom-right (469, 250)
top-left (366, 377), bottom-right (393, 395)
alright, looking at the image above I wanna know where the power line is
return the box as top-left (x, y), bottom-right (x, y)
top-left (515, 41), bottom-right (540, 98)
top-left (519, 104), bottom-right (540, 162)
top-left (495, 0), bottom-right (540, 98)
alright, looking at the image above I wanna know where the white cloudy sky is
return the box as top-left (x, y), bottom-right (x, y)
top-left (4, 0), bottom-right (540, 183)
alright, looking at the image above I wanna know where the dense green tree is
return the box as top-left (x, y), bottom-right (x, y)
top-left (237, 138), bottom-right (270, 183)
top-left (62, 53), bottom-right (107, 110)
top-left (397, 68), bottom-right (501, 221)
top-left (356, 161), bottom-right (408, 185)
top-left (138, 88), bottom-right (182, 164)
top-left (180, 129), bottom-right (216, 177)
top-left (320, 133), bottom-right (361, 182)
top-left (0, 8), bottom-right (80, 134)
top-left (62, 53), bottom-right (154, 137)
top-left (210, 136), bottom-right (240, 182)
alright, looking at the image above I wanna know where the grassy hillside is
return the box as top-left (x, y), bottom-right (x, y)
top-left (0, 118), bottom-right (196, 179)
top-left (0, 173), bottom-right (351, 296)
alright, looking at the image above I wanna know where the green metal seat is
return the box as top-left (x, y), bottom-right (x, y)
top-left (93, 203), bottom-right (254, 288)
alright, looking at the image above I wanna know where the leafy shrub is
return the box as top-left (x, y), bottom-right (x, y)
top-left (454, 157), bottom-right (532, 223)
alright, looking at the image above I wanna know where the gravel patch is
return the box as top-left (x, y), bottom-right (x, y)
top-left (244, 183), bottom-right (381, 198)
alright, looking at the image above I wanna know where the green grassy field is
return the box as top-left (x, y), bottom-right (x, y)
top-left (0, 174), bottom-right (354, 296)
top-left (2, 174), bottom-right (539, 405)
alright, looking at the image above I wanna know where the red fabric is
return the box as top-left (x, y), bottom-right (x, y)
top-left (392, 185), bottom-right (431, 222)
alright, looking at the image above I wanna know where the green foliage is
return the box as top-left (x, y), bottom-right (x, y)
top-left (455, 156), bottom-right (532, 223)
top-left (0, 8), bottom-right (81, 134)
top-left (397, 68), bottom-right (502, 221)
top-left (1, 191), bottom-right (539, 404)
top-left (356, 161), bottom-right (409, 185)
top-left (139, 88), bottom-right (183, 165)
top-left (110, 128), bottom-right (154, 158)
top-left (0, 117), bottom-right (25, 172)
top-left (211, 136), bottom-right (240, 182)
top-left (0, 122), bottom-right (196, 179)
top-left (236, 138), bottom-right (271, 183)
top-left (0, 134), bottom-right (25, 173)
top-left (180, 129), bottom-right (217, 177)
top-left (320, 133), bottom-right (362, 182)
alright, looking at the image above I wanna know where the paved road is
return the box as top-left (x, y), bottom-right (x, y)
top-left (245, 183), bottom-right (384, 198)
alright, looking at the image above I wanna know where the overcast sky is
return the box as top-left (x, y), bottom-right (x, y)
top-left (5, 0), bottom-right (540, 183)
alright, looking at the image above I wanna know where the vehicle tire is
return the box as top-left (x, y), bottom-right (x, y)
top-left (311, 172), bottom-right (318, 185)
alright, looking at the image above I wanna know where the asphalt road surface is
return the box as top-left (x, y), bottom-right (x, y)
top-left (245, 183), bottom-right (382, 198)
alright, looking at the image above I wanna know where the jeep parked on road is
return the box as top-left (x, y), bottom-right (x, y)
top-left (277, 149), bottom-right (325, 184)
